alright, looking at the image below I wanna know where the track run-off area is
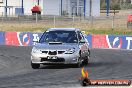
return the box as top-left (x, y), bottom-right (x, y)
top-left (0, 46), bottom-right (132, 88)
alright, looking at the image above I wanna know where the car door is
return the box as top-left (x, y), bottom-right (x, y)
top-left (77, 31), bottom-right (88, 58)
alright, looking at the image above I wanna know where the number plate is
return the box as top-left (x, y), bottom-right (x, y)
top-left (47, 56), bottom-right (57, 59)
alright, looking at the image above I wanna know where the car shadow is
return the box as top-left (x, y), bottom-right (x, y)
top-left (40, 64), bottom-right (78, 69)
top-left (39, 62), bottom-right (117, 69)
top-left (84, 62), bottom-right (117, 68)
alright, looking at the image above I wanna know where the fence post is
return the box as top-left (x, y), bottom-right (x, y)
top-left (90, 16), bottom-right (93, 28)
top-left (1, 12), bottom-right (3, 22)
top-left (112, 16), bottom-right (115, 30)
top-left (36, 13), bottom-right (38, 23)
top-left (54, 16), bottom-right (56, 28)
top-left (18, 14), bottom-right (20, 22)
top-left (27, 15), bottom-right (29, 23)
top-left (72, 15), bottom-right (75, 27)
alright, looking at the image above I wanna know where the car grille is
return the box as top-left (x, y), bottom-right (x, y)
top-left (49, 51), bottom-right (57, 55)
top-left (42, 51), bottom-right (48, 54)
top-left (41, 57), bottom-right (65, 62)
top-left (41, 51), bottom-right (65, 55)
top-left (58, 51), bottom-right (65, 54)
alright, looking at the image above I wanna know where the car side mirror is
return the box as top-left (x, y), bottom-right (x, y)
top-left (81, 31), bottom-right (86, 34)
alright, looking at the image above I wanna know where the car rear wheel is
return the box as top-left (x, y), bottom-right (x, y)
top-left (31, 62), bottom-right (40, 69)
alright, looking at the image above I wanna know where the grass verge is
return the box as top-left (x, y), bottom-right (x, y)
top-left (0, 23), bottom-right (132, 35)
top-left (83, 28), bottom-right (132, 35)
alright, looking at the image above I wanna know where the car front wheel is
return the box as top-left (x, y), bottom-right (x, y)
top-left (77, 53), bottom-right (82, 67)
top-left (31, 62), bottom-right (40, 69)
top-left (83, 56), bottom-right (90, 65)
top-left (83, 50), bottom-right (90, 65)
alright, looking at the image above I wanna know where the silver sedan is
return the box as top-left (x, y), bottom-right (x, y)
top-left (31, 28), bottom-right (90, 69)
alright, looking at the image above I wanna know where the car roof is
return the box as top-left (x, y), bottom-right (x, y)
top-left (47, 28), bottom-right (80, 31)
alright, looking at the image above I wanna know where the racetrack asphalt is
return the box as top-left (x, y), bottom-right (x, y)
top-left (0, 46), bottom-right (132, 88)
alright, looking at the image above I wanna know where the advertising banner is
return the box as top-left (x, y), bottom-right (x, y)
top-left (5, 32), bottom-right (42, 46)
top-left (17, 32), bottom-right (42, 46)
top-left (92, 34), bottom-right (109, 48)
top-left (106, 35), bottom-right (132, 50)
top-left (92, 35), bottom-right (132, 50)
top-left (86, 34), bottom-right (92, 48)
top-left (3, 32), bottom-right (132, 50)
top-left (0, 32), bottom-right (5, 45)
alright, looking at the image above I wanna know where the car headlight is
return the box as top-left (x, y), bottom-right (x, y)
top-left (32, 47), bottom-right (42, 53)
top-left (65, 48), bottom-right (75, 54)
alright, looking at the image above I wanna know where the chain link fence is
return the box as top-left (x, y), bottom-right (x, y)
top-left (0, 10), bottom-right (131, 31)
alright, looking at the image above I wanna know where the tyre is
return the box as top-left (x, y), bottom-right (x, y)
top-left (31, 62), bottom-right (40, 69)
top-left (88, 49), bottom-right (90, 57)
top-left (77, 61), bottom-right (82, 68)
top-left (83, 50), bottom-right (90, 65)
top-left (87, 49), bottom-right (90, 64)
top-left (77, 53), bottom-right (83, 68)
top-left (83, 56), bottom-right (89, 65)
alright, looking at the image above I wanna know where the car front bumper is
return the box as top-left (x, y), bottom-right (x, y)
top-left (31, 52), bottom-right (80, 64)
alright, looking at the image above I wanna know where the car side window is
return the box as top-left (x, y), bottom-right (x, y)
top-left (77, 31), bottom-right (85, 41)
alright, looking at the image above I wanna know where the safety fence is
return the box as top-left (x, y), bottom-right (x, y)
top-left (0, 32), bottom-right (132, 50)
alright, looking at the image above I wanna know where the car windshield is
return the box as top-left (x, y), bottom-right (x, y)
top-left (39, 31), bottom-right (78, 43)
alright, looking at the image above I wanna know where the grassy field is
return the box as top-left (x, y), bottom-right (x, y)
top-left (0, 22), bottom-right (132, 35)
